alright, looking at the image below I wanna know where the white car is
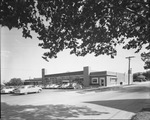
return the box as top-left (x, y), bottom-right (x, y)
top-left (61, 83), bottom-right (71, 89)
top-left (1, 86), bottom-right (15, 94)
top-left (49, 84), bottom-right (56, 88)
top-left (13, 85), bottom-right (42, 95)
top-left (53, 84), bottom-right (60, 88)
top-left (45, 84), bottom-right (51, 89)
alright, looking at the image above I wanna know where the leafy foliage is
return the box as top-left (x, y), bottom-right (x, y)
top-left (4, 78), bottom-right (24, 86)
top-left (133, 70), bottom-right (150, 80)
top-left (133, 73), bottom-right (140, 80)
top-left (142, 70), bottom-right (150, 80)
top-left (0, 0), bottom-right (37, 38)
top-left (0, 0), bottom-right (150, 65)
top-left (141, 52), bottom-right (150, 69)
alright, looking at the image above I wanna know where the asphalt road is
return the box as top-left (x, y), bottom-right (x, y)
top-left (1, 82), bottom-right (150, 119)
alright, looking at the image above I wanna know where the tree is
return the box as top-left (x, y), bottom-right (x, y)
top-left (133, 73), bottom-right (138, 80)
top-left (134, 71), bottom-right (150, 81)
top-left (5, 78), bottom-right (24, 86)
top-left (143, 70), bottom-right (150, 80)
top-left (141, 52), bottom-right (150, 69)
top-left (1, 0), bottom-right (149, 64)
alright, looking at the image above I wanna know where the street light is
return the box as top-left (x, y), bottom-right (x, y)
top-left (126, 56), bottom-right (135, 85)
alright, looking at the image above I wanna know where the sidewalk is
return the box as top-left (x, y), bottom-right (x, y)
top-left (67, 82), bottom-right (150, 119)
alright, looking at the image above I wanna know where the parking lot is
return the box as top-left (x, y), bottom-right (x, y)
top-left (1, 82), bottom-right (150, 119)
top-left (1, 89), bottom-right (103, 119)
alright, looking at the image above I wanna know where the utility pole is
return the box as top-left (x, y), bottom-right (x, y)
top-left (126, 56), bottom-right (135, 85)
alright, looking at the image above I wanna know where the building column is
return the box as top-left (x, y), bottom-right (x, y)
top-left (83, 66), bottom-right (91, 87)
top-left (42, 68), bottom-right (46, 85)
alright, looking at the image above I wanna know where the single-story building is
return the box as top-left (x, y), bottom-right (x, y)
top-left (24, 78), bottom-right (42, 85)
top-left (42, 66), bottom-right (132, 87)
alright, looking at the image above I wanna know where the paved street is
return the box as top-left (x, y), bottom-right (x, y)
top-left (1, 82), bottom-right (150, 119)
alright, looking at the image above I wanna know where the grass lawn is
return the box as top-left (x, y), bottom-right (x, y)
top-left (131, 108), bottom-right (150, 120)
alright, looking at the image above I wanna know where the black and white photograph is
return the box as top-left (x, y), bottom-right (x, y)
top-left (1, 0), bottom-right (150, 120)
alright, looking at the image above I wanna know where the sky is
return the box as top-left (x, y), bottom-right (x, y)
top-left (1, 27), bottom-right (147, 84)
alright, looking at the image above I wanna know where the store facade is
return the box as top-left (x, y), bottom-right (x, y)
top-left (24, 66), bottom-right (131, 87)
top-left (42, 66), bottom-right (131, 87)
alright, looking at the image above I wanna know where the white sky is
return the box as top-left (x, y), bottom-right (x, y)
top-left (1, 27), bottom-right (147, 83)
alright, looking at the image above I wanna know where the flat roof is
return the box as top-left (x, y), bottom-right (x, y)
top-left (90, 71), bottom-right (117, 77)
top-left (45, 71), bottom-right (83, 77)
top-left (24, 78), bottom-right (42, 82)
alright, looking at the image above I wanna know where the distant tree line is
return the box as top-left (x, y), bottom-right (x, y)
top-left (3, 78), bottom-right (24, 86)
top-left (133, 70), bottom-right (150, 80)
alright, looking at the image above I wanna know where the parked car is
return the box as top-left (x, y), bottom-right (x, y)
top-left (47, 84), bottom-right (59, 89)
top-left (133, 78), bottom-right (146, 82)
top-left (44, 84), bottom-right (51, 89)
top-left (13, 85), bottom-right (42, 95)
top-left (37, 85), bottom-right (44, 88)
top-left (72, 83), bottom-right (83, 89)
top-left (53, 84), bottom-right (61, 89)
top-left (66, 83), bottom-right (74, 89)
top-left (61, 83), bottom-right (71, 89)
top-left (48, 84), bottom-right (55, 89)
top-left (1, 86), bottom-right (15, 94)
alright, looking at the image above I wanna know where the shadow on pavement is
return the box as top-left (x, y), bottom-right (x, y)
top-left (1, 102), bottom-right (109, 120)
top-left (118, 86), bottom-right (150, 93)
top-left (76, 86), bottom-right (123, 94)
top-left (79, 85), bottom-right (150, 94)
top-left (85, 99), bottom-right (150, 113)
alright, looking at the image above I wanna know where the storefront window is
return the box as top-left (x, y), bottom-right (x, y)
top-left (92, 78), bottom-right (98, 84)
top-left (110, 78), bottom-right (117, 83)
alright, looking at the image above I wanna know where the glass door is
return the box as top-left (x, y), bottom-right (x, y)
top-left (99, 77), bottom-right (105, 86)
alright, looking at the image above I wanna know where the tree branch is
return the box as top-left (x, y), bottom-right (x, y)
top-left (126, 7), bottom-right (149, 24)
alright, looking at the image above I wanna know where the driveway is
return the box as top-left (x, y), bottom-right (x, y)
top-left (1, 82), bottom-right (150, 119)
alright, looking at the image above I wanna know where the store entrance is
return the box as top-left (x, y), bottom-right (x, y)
top-left (99, 77), bottom-right (105, 86)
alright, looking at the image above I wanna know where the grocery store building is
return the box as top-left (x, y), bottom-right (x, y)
top-left (42, 66), bottom-right (132, 87)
